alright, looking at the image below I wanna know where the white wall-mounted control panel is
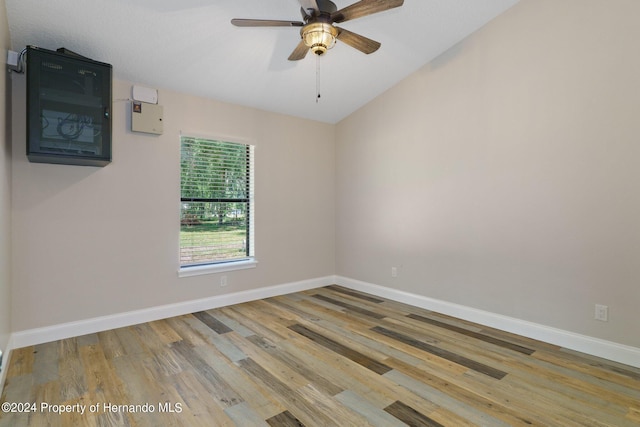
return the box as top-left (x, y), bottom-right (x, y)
top-left (131, 101), bottom-right (163, 135)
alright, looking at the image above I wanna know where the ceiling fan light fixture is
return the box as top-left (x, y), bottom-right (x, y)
top-left (302, 22), bottom-right (338, 55)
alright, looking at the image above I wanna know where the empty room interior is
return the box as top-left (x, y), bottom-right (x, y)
top-left (1, 0), bottom-right (639, 426)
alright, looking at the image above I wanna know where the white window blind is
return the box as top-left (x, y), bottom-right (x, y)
top-left (180, 136), bottom-right (254, 267)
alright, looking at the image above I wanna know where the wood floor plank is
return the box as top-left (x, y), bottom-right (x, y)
top-left (206, 333), bottom-right (247, 363)
top-left (334, 390), bottom-right (408, 427)
top-left (79, 343), bottom-right (126, 405)
top-left (503, 378), bottom-right (634, 426)
top-left (425, 406), bottom-right (481, 427)
top-left (272, 296), bottom-right (467, 377)
top-left (499, 350), bottom-right (639, 414)
top-left (289, 324), bottom-right (392, 375)
top-left (170, 369), bottom-right (237, 426)
top-left (193, 311), bottom-right (233, 335)
top-left (325, 285), bottom-right (386, 304)
top-left (295, 383), bottom-right (375, 426)
top-left (274, 293), bottom-right (382, 332)
top-left (206, 310), bottom-right (257, 338)
top-left (287, 311), bottom-right (398, 366)
top-left (170, 341), bottom-right (244, 409)
top-left (372, 326), bottom-right (508, 379)
top-left (97, 330), bottom-right (126, 360)
top-left (407, 313), bottom-right (535, 355)
top-left (131, 322), bottom-right (171, 356)
top-left (315, 287), bottom-right (420, 321)
top-left (627, 407), bottom-right (640, 423)
top-left (59, 397), bottom-right (101, 427)
top-left (224, 401), bottom-right (270, 427)
top-left (533, 348), bottom-right (640, 392)
top-left (164, 316), bottom-right (209, 347)
top-left (0, 375), bottom-right (34, 427)
top-left (380, 315), bottom-right (528, 372)
top-left (4, 346), bottom-right (35, 379)
top-left (558, 347), bottom-right (640, 382)
top-left (383, 369), bottom-right (514, 427)
top-left (291, 293), bottom-right (384, 329)
top-left (178, 314), bottom-right (225, 347)
top-left (389, 313), bottom-right (638, 419)
top-left (236, 358), bottom-right (337, 427)
top-left (266, 410), bottom-right (305, 427)
top-left (384, 400), bottom-right (445, 427)
top-left (311, 294), bottom-right (387, 319)
top-left (387, 357), bottom-right (594, 426)
top-left (246, 334), bottom-right (344, 396)
top-left (144, 346), bottom-right (184, 378)
top-left (223, 331), bottom-right (313, 392)
top-left (30, 381), bottom-right (62, 427)
top-left (110, 352), bottom-right (174, 427)
top-left (57, 338), bottom-right (86, 402)
top-left (500, 368), bottom-right (638, 426)
top-left (256, 321), bottom-right (440, 417)
top-left (32, 342), bottom-right (59, 385)
top-left (382, 318), bottom-right (637, 425)
top-left (2, 285), bottom-right (637, 427)
top-left (218, 304), bottom-right (290, 343)
top-left (192, 341), bottom-right (286, 420)
top-left (148, 319), bottom-right (184, 344)
top-left (112, 327), bottom-right (145, 356)
top-left (75, 333), bottom-right (99, 347)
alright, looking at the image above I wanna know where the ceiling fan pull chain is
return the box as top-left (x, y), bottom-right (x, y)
top-left (316, 54), bottom-right (321, 103)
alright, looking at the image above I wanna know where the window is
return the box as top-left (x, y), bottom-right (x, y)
top-left (179, 135), bottom-right (255, 275)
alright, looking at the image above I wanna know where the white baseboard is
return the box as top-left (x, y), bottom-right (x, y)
top-left (9, 276), bottom-right (334, 350)
top-left (336, 275), bottom-right (640, 369)
top-left (7, 274), bottom-right (639, 370)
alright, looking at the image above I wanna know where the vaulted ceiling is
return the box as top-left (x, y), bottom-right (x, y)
top-left (5, 0), bottom-right (519, 123)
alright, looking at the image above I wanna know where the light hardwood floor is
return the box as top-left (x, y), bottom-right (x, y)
top-left (1, 285), bottom-right (639, 426)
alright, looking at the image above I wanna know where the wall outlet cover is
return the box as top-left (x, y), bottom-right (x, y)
top-left (595, 304), bottom-right (608, 322)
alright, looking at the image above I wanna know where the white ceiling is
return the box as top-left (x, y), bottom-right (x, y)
top-left (5, 0), bottom-right (519, 124)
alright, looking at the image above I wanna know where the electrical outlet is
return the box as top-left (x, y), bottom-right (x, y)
top-left (391, 267), bottom-right (397, 278)
top-left (595, 304), bottom-right (608, 322)
top-left (220, 276), bottom-right (228, 287)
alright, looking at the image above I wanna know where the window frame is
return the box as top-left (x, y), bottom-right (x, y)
top-left (178, 133), bottom-right (256, 277)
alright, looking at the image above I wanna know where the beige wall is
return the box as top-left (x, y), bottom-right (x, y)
top-left (0, 0), bottom-right (12, 359)
top-left (336, 0), bottom-right (640, 348)
top-left (10, 78), bottom-right (335, 331)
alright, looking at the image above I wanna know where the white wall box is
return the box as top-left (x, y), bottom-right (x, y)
top-left (131, 101), bottom-right (163, 135)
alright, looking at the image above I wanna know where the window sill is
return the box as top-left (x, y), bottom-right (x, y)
top-left (178, 259), bottom-right (258, 278)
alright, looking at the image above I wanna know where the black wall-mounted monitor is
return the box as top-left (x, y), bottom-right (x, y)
top-left (26, 46), bottom-right (112, 166)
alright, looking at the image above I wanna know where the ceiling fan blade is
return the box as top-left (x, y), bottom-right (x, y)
top-left (288, 40), bottom-right (309, 61)
top-left (336, 27), bottom-right (381, 54)
top-left (332, 0), bottom-right (404, 24)
top-left (231, 18), bottom-right (304, 27)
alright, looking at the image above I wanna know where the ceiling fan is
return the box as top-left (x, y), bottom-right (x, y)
top-left (231, 0), bottom-right (404, 61)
